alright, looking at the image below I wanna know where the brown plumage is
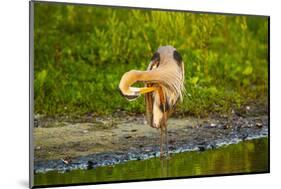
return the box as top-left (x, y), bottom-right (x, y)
top-left (119, 45), bottom-right (185, 158)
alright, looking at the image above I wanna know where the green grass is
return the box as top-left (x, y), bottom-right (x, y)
top-left (34, 2), bottom-right (268, 117)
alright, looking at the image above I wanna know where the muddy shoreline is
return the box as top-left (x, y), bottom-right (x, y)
top-left (34, 112), bottom-right (268, 173)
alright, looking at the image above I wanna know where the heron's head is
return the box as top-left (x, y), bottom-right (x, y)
top-left (118, 86), bottom-right (141, 101)
top-left (118, 70), bottom-right (157, 101)
top-left (118, 70), bottom-right (138, 101)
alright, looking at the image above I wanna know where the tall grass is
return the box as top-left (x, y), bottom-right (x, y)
top-left (34, 2), bottom-right (268, 117)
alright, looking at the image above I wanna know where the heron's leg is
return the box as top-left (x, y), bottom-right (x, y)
top-left (162, 104), bottom-right (169, 158)
top-left (160, 126), bottom-right (164, 158)
top-left (165, 125), bottom-right (169, 157)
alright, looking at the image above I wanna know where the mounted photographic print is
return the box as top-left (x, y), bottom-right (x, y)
top-left (29, 0), bottom-right (269, 188)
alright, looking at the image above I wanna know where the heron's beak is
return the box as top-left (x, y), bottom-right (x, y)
top-left (119, 86), bottom-right (157, 101)
top-left (139, 87), bottom-right (157, 94)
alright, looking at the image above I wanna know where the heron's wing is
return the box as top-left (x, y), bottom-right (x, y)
top-left (145, 83), bottom-right (153, 127)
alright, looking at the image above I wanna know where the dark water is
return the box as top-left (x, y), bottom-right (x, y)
top-left (34, 138), bottom-right (268, 187)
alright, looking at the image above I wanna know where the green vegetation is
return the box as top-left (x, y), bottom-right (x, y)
top-left (34, 2), bottom-right (268, 117)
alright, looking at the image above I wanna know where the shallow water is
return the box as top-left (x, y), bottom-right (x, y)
top-left (34, 137), bottom-right (268, 187)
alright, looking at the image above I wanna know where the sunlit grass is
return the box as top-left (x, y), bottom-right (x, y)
top-left (34, 2), bottom-right (268, 117)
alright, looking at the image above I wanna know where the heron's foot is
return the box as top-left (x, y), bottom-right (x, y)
top-left (159, 152), bottom-right (170, 159)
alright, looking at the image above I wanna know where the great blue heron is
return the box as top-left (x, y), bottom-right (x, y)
top-left (119, 45), bottom-right (185, 158)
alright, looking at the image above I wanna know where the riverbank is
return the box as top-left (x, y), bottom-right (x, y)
top-left (34, 111), bottom-right (268, 173)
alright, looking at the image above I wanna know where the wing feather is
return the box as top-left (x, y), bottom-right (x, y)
top-left (145, 83), bottom-right (154, 127)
